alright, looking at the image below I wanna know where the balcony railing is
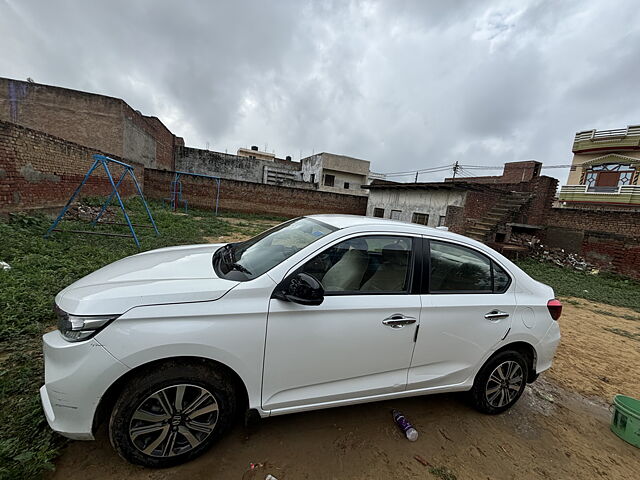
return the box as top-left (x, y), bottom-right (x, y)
top-left (558, 184), bottom-right (640, 205)
top-left (573, 125), bottom-right (640, 153)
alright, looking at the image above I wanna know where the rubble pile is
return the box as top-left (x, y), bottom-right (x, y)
top-left (507, 232), bottom-right (598, 273)
top-left (64, 204), bottom-right (117, 223)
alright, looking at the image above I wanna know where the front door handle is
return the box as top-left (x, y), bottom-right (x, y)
top-left (485, 310), bottom-right (510, 320)
top-left (382, 314), bottom-right (417, 329)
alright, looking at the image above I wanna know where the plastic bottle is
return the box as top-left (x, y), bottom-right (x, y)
top-left (392, 409), bottom-right (418, 441)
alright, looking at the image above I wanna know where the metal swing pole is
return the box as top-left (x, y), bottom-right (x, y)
top-left (130, 168), bottom-right (159, 236)
top-left (92, 168), bottom-right (128, 226)
top-left (45, 158), bottom-right (101, 238)
top-left (173, 172), bottom-right (180, 211)
top-left (215, 178), bottom-right (220, 215)
top-left (101, 160), bottom-right (140, 249)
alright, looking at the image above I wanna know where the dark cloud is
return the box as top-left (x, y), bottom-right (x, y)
top-left (2, 0), bottom-right (640, 184)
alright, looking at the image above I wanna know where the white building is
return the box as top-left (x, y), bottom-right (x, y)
top-left (301, 152), bottom-right (370, 196)
top-left (363, 181), bottom-right (471, 227)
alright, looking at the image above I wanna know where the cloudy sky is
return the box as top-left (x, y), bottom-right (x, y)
top-left (2, 0), bottom-right (639, 182)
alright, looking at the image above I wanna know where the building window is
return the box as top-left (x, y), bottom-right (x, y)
top-left (390, 210), bottom-right (402, 220)
top-left (373, 208), bottom-right (384, 218)
top-left (438, 215), bottom-right (446, 227)
top-left (324, 174), bottom-right (335, 187)
top-left (344, 182), bottom-right (350, 189)
top-left (310, 173), bottom-right (315, 183)
top-left (411, 212), bottom-right (429, 225)
top-left (584, 163), bottom-right (635, 191)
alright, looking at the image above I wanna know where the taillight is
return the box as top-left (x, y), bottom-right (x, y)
top-left (547, 299), bottom-right (562, 320)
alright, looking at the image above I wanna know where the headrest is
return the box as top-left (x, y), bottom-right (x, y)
top-left (381, 242), bottom-right (410, 265)
top-left (340, 237), bottom-right (368, 251)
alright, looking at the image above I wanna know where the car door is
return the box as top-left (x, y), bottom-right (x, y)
top-left (262, 234), bottom-right (422, 411)
top-left (408, 238), bottom-right (516, 390)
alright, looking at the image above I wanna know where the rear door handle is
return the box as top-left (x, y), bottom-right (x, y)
top-left (484, 310), bottom-right (510, 320)
top-left (382, 314), bottom-right (417, 329)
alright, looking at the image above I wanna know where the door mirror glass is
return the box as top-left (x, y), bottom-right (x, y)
top-left (273, 272), bottom-right (324, 306)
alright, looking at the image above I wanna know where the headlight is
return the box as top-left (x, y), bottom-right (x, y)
top-left (55, 306), bottom-right (119, 342)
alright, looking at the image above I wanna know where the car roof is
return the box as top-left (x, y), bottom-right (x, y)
top-left (306, 214), bottom-right (457, 238)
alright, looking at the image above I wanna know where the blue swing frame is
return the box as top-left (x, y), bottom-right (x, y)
top-left (167, 171), bottom-right (221, 215)
top-left (45, 154), bottom-right (159, 248)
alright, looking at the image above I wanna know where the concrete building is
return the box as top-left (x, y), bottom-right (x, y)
top-left (558, 125), bottom-right (640, 209)
top-left (301, 152), bottom-right (370, 196)
top-left (365, 181), bottom-right (476, 227)
top-left (236, 145), bottom-right (276, 161)
top-left (365, 161), bottom-right (558, 243)
top-left (176, 146), bottom-right (307, 187)
top-left (0, 77), bottom-right (182, 170)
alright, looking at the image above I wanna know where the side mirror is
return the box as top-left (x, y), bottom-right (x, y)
top-left (273, 272), bottom-right (324, 306)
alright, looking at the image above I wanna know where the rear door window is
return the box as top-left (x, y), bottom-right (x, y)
top-left (428, 240), bottom-right (511, 293)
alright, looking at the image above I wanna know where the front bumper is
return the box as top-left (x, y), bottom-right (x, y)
top-left (40, 330), bottom-right (129, 440)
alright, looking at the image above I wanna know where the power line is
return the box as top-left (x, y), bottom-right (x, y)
top-left (460, 163), bottom-right (572, 169)
top-left (373, 163), bottom-right (453, 176)
top-left (382, 167), bottom-right (453, 178)
top-left (373, 161), bottom-right (572, 181)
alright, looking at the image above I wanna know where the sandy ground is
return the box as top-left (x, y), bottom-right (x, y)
top-left (50, 299), bottom-right (640, 480)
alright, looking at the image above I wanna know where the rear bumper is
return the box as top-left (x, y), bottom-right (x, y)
top-left (535, 321), bottom-right (561, 374)
top-left (40, 331), bottom-right (129, 440)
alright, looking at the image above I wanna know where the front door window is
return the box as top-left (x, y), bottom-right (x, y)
top-left (297, 235), bottom-right (413, 293)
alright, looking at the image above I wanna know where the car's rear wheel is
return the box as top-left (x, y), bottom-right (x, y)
top-left (470, 350), bottom-right (528, 414)
top-left (109, 362), bottom-right (236, 468)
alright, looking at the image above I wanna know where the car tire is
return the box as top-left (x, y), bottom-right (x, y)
top-left (470, 350), bottom-right (528, 414)
top-left (109, 361), bottom-right (236, 468)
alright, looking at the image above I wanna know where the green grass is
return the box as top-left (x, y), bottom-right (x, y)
top-left (0, 199), bottom-right (278, 479)
top-left (429, 466), bottom-right (458, 480)
top-left (603, 327), bottom-right (640, 342)
top-left (515, 259), bottom-right (640, 312)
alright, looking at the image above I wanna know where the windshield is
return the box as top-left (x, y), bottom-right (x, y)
top-left (213, 217), bottom-right (338, 281)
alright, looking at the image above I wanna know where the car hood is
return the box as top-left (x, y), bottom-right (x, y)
top-left (55, 243), bottom-right (238, 315)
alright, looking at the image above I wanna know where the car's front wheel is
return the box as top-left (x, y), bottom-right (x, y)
top-left (470, 350), bottom-right (528, 414)
top-left (109, 361), bottom-right (236, 468)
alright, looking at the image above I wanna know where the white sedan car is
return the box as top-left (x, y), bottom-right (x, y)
top-left (41, 215), bottom-right (561, 467)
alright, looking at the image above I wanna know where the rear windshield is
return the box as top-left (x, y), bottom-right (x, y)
top-left (213, 217), bottom-right (337, 281)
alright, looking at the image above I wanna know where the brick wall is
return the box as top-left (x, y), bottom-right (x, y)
top-left (0, 77), bottom-right (177, 170)
top-left (444, 176), bottom-right (558, 234)
top-left (545, 208), bottom-right (640, 239)
top-left (542, 207), bottom-right (640, 279)
top-left (0, 78), bottom-right (125, 159)
top-left (446, 189), bottom-right (505, 234)
top-left (144, 169), bottom-right (367, 217)
top-left (523, 176), bottom-right (558, 225)
top-left (0, 120), bottom-right (144, 212)
top-left (581, 234), bottom-right (640, 279)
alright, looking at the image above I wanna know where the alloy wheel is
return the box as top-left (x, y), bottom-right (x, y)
top-left (129, 384), bottom-right (219, 457)
top-left (485, 360), bottom-right (523, 408)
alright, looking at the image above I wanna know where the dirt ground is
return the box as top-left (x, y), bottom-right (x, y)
top-left (50, 299), bottom-right (640, 480)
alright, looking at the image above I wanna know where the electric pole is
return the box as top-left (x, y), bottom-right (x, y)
top-left (452, 161), bottom-right (459, 180)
